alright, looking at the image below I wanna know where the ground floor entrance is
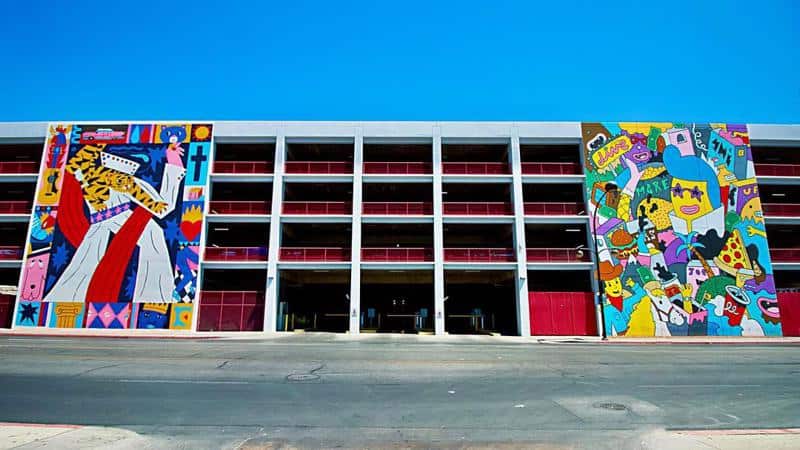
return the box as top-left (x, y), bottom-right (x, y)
top-left (360, 270), bottom-right (433, 333)
top-left (444, 270), bottom-right (518, 335)
top-left (277, 270), bottom-right (350, 332)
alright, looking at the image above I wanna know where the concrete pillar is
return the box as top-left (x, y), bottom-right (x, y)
top-left (264, 131), bottom-right (286, 333)
top-left (432, 127), bottom-right (446, 335)
top-left (349, 129), bottom-right (363, 334)
top-left (510, 128), bottom-right (531, 337)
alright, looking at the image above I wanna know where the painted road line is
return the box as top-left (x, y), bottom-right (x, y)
top-left (638, 384), bottom-right (762, 388)
top-left (117, 379), bottom-right (251, 385)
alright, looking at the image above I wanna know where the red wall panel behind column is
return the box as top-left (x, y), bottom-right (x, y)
top-left (529, 292), bottom-right (597, 336)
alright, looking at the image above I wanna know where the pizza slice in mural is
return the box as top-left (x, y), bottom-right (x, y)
top-left (581, 122), bottom-right (781, 337)
top-left (15, 123), bottom-right (213, 330)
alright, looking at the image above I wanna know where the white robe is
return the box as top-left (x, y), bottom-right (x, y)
top-left (45, 164), bottom-right (186, 303)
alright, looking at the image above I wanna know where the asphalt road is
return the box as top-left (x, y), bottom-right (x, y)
top-left (0, 334), bottom-right (798, 449)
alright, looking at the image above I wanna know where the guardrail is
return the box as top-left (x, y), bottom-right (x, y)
top-left (523, 202), bottom-right (584, 216)
top-left (361, 247), bottom-right (434, 262)
top-left (209, 201), bottom-right (270, 215)
top-left (443, 202), bottom-right (513, 215)
top-left (364, 162), bottom-right (432, 174)
top-left (443, 248), bottom-right (516, 262)
top-left (285, 161), bottom-right (353, 174)
top-left (526, 248), bottom-right (590, 262)
top-left (362, 202), bottom-right (433, 215)
top-left (442, 162), bottom-right (510, 175)
top-left (213, 161), bottom-right (273, 174)
top-left (204, 247), bottom-right (268, 261)
top-left (279, 247), bottom-right (351, 262)
top-left (282, 201), bottom-right (352, 215)
top-left (521, 162), bottom-right (582, 175)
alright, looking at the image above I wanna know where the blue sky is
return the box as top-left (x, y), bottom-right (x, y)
top-left (1, 1), bottom-right (797, 123)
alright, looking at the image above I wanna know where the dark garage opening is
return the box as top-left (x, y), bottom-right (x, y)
top-left (361, 270), bottom-right (434, 333)
top-left (445, 270), bottom-right (518, 335)
top-left (277, 270), bottom-right (350, 332)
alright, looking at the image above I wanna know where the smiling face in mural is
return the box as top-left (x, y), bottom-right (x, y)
top-left (604, 277), bottom-right (623, 297)
top-left (624, 142), bottom-right (653, 165)
top-left (670, 178), bottom-right (713, 222)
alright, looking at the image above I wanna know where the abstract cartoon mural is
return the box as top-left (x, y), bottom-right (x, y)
top-left (15, 123), bottom-right (213, 330)
top-left (582, 123), bottom-right (782, 337)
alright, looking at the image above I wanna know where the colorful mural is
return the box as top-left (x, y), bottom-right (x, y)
top-left (582, 123), bottom-right (782, 337)
top-left (15, 123), bottom-right (213, 330)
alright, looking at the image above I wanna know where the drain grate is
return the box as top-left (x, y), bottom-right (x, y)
top-left (593, 401), bottom-right (628, 411)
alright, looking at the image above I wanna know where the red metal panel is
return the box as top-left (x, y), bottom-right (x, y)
top-left (198, 291), bottom-right (265, 332)
top-left (0, 294), bottom-right (13, 328)
top-left (529, 291), bottom-right (596, 336)
top-left (777, 292), bottom-right (800, 337)
top-left (754, 164), bottom-right (800, 177)
top-left (0, 161), bottom-right (38, 174)
top-left (0, 201), bottom-right (32, 214)
top-left (770, 248), bottom-right (800, 262)
top-left (762, 203), bottom-right (800, 217)
top-left (0, 247), bottom-right (23, 260)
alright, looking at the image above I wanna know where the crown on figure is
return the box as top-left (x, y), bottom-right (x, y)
top-left (141, 303), bottom-right (169, 315)
top-left (100, 152), bottom-right (140, 175)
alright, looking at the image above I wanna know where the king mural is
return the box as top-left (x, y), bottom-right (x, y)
top-left (15, 123), bottom-right (213, 330)
top-left (582, 123), bottom-right (782, 337)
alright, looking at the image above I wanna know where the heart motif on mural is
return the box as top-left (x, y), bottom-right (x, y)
top-left (180, 220), bottom-right (201, 242)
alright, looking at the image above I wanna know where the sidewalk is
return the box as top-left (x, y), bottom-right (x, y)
top-left (3, 423), bottom-right (800, 449)
top-left (2, 327), bottom-right (800, 344)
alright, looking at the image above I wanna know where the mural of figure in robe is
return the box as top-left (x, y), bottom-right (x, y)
top-left (16, 123), bottom-right (213, 330)
top-left (582, 123), bottom-right (782, 337)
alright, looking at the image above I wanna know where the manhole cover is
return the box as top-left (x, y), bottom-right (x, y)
top-left (287, 373), bottom-right (320, 382)
top-left (593, 402), bottom-right (628, 411)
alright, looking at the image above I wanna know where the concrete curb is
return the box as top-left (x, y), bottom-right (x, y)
top-left (2, 328), bottom-right (799, 344)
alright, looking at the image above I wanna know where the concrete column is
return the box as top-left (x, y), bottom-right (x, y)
top-left (510, 128), bottom-right (531, 337)
top-left (191, 170), bottom-right (214, 332)
top-left (432, 127), bottom-right (446, 335)
top-left (349, 129), bottom-right (363, 334)
top-left (264, 131), bottom-right (286, 333)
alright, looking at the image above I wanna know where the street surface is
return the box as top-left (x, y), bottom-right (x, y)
top-left (0, 334), bottom-right (798, 449)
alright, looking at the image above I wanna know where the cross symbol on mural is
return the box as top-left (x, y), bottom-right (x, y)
top-left (189, 145), bottom-right (207, 183)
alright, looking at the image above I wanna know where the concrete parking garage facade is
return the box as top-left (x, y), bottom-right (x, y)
top-left (0, 121), bottom-right (799, 338)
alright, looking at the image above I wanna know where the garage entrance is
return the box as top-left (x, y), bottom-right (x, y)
top-left (444, 270), bottom-right (518, 335)
top-left (277, 270), bottom-right (350, 332)
top-left (361, 270), bottom-right (434, 333)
